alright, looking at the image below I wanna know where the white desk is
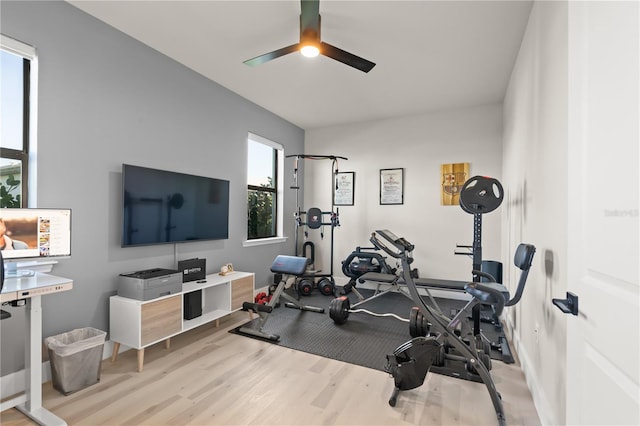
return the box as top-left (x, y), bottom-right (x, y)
top-left (0, 273), bottom-right (73, 426)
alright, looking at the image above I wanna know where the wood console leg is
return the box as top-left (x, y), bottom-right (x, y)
top-left (137, 349), bottom-right (145, 372)
top-left (111, 342), bottom-right (120, 362)
top-left (215, 319), bottom-right (220, 328)
top-left (165, 338), bottom-right (171, 350)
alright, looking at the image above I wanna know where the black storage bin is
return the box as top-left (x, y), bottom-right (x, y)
top-left (184, 290), bottom-right (202, 320)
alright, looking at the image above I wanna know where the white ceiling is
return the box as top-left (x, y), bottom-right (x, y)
top-left (66, 0), bottom-right (533, 130)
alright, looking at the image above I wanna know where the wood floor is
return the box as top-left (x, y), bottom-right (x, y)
top-left (1, 311), bottom-right (540, 425)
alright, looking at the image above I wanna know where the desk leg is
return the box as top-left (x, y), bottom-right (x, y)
top-left (16, 295), bottom-right (67, 426)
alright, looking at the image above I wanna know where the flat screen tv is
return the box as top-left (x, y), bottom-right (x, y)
top-left (0, 208), bottom-right (72, 261)
top-left (122, 164), bottom-right (230, 247)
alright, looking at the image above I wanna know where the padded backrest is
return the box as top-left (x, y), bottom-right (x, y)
top-left (270, 255), bottom-right (309, 276)
top-left (505, 243), bottom-right (536, 307)
top-left (307, 207), bottom-right (322, 229)
top-left (515, 243), bottom-right (536, 270)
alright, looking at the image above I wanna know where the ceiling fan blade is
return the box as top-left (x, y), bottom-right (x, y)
top-left (320, 42), bottom-right (376, 73)
top-left (300, 0), bottom-right (320, 35)
top-left (243, 44), bottom-right (301, 67)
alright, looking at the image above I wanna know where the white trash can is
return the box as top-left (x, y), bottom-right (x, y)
top-left (46, 327), bottom-right (106, 395)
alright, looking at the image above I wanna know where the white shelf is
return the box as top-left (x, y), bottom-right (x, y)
top-left (110, 270), bottom-right (255, 369)
top-left (183, 309), bottom-right (228, 331)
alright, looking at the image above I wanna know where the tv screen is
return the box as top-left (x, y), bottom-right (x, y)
top-left (0, 208), bottom-right (72, 260)
top-left (122, 164), bottom-right (230, 247)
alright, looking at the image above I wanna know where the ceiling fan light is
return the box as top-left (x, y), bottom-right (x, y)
top-left (300, 44), bottom-right (320, 58)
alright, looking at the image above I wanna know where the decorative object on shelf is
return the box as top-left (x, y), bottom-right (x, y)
top-left (334, 171), bottom-right (355, 206)
top-left (220, 263), bottom-right (234, 276)
top-left (441, 162), bottom-right (469, 206)
top-left (380, 168), bottom-right (404, 205)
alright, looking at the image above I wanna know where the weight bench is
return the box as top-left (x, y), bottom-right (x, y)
top-left (357, 267), bottom-right (522, 364)
top-left (356, 271), bottom-right (469, 313)
top-left (237, 255), bottom-right (324, 341)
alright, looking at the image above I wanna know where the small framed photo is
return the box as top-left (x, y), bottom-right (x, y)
top-left (380, 168), bottom-right (404, 205)
top-left (334, 171), bottom-right (355, 206)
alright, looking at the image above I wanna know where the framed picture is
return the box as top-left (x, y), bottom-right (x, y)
top-left (334, 171), bottom-right (355, 206)
top-left (380, 168), bottom-right (404, 205)
top-left (441, 162), bottom-right (469, 205)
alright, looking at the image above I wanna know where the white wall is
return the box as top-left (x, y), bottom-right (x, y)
top-left (502, 1), bottom-right (568, 424)
top-left (304, 104), bottom-right (503, 284)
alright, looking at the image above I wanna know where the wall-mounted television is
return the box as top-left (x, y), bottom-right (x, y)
top-left (0, 208), bottom-right (72, 261)
top-left (122, 164), bottom-right (230, 247)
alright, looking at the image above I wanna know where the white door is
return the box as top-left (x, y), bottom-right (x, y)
top-left (567, 1), bottom-right (639, 425)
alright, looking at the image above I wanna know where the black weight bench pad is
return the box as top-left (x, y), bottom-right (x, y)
top-left (271, 255), bottom-right (309, 276)
top-left (358, 272), bottom-right (398, 284)
top-left (414, 277), bottom-right (467, 291)
top-left (358, 273), bottom-right (468, 292)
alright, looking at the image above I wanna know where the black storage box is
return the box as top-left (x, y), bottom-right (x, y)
top-left (184, 290), bottom-right (202, 320)
top-left (178, 258), bottom-right (206, 283)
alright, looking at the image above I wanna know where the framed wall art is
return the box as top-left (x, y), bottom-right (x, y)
top-left (334, 171), bottom-right (355, 206)
top-left (380, 168), bottom-right (404, 205)
top-left (441, 162), bottom-right (469, 205)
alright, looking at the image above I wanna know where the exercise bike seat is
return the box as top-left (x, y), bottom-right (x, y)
top-left (464, 243), bottom-right (536, 316)
top-left (465, 281), bottom-right (510, 315)
top-left (270, 255), bottom-right (309, 276)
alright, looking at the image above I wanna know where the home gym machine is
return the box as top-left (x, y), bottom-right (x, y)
top-left (238, 255), bottom-right (325, 342)
top-left (330, 175), bottom-right (507, 328)
top-left (287, 154), bottom-right (346, 297)
top-left (340, 245), bottom-right (396, 295)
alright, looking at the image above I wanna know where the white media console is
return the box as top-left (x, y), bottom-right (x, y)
top-left (109, 271), bottom-right (254, 372)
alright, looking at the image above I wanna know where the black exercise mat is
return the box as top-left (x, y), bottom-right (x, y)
top-left (231, 287), bottom-right (508, 372)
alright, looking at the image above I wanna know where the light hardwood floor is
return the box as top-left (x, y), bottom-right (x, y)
top-left (1, 311), bottom-right (540, 425)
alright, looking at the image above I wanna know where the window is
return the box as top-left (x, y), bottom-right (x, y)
top-left (1, 35), bottom-right (37, 208)
top-left (247, 133), bottom-right (284, 242)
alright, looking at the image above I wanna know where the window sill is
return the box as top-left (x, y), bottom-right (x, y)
top-left (242, 237), bottom-right (287, 247)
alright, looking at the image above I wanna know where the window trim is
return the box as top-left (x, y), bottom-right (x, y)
top-left (1, 34), bottom-right (38, 207)
top-left (244, 133), bottom-right (286, 246)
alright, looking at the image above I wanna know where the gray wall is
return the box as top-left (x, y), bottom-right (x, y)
top-left (0, 0), bottom-right (304, 375)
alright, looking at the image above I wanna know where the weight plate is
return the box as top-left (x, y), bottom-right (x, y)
top-left (318, 278), bottom-right (335, 296)
top-left (409, 307), bottom-right (420, 337)
top-left (298, 278), bottom-right (314, 296)
top-left (459, 176), bottom-right (504, 214)
top-left (409, 307), bottom-right (429, 337)
top-left (329, 296), bottom-right (350, 324)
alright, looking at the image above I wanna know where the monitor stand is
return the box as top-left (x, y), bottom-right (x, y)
top-left (4, 262), bottom-right (35, 278)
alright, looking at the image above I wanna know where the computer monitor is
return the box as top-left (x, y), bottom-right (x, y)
top-left (0, 208), bottom-right (71, 276)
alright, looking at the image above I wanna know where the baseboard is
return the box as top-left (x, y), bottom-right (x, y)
top-left (512, 331), bottom-right (556, 425)
top-left (1, 341), bottom-right (117, 401)
top-left (0, 361), bottom-right (51, 401)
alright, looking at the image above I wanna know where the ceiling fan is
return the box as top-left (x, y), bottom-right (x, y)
top-left (243, 0), bottom-right (376, 73)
